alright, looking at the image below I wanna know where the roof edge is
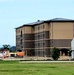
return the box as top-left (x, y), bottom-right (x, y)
top-left (15, 18), bottom-right (74, 29)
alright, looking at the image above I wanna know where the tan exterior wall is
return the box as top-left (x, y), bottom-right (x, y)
top-left (22, 27), bottom-right (25, 34)
top-left (16, 26), bottom-right (34, 36)
top-left (16, 28), bottom-right (22, 36)
top-left (16, 21), bottom-right (74, 57)
top-left (24, 26), bottom-right (33, 34)
top-left (50, 22), bottom-right (73, 39)
top-left (34, 24), bottom-right (44, 33)
top-left (34, 23), bottom-right (49, 33)
top-left (44, 23), bottom-right (49, 31)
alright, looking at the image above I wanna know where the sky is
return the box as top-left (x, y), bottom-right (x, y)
top-left (0, 0), bottom-right (74, 46)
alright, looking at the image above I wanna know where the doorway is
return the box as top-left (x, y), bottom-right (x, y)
top-left (60, 48), bottom-right (69, 56)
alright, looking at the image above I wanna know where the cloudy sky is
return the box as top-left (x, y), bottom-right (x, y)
top-left (0, 0), bottom-right (74, 46)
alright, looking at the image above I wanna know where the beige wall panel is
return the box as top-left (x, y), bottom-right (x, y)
top-left (53, 22), bottom-right (73, 31)
top-left (39, 24), bottom-right (44, 32)
top-left (34, 23), bottom-right (49, 33)
top-left (50, 22), bottom-right (73, 39)
top-left (34, 25), bottom-right (38, 33)
top-left (31, 27), bottom-right (35, 33)
top-left (34, 24), bottom-right (44, 33)
top-left (24, 26), bottom-right (32, 34)
top-left (16, 28), bottom-right (22, 35)
top-left (16, 26), bottom-right (34, 35)
top-left (44, 23), bottom-right (49, 31)
top-left (53, 30), bottom-right (73, 39)
top-left (22, 27), bottom-right (25, 34)
top-left (49, 23), bottom-right (53, 39)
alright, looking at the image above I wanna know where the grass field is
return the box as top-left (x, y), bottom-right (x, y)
top-left (0, 61), bottom-right (74, 75)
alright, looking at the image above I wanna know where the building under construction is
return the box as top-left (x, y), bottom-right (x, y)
top-left (16, 18), bottom-right (74, 57)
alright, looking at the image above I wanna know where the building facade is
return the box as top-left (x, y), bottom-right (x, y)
top-left (16, 18), bottom-right (74, 57)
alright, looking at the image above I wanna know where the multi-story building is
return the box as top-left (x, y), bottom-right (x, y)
top-left (16, 18), bottom-right (74, 57)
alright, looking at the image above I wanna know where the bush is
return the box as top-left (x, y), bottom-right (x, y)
top-left (68, 50), bottom-right (72, 56)
top-left (52, 47), bottom-right (60, 60)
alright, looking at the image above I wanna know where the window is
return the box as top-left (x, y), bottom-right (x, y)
top-left (21, 31), bottom-right (22, 37)
top-left (38, 42), bottom-right (40, 47)
top-left (43, 42), bottom-right (45, 46)
top-left (38, 34), bottom-right (40, 39)
top-left (21, 46), bottom-right (23, 48)
top-left (43, 51), bottom-right (45, 55)
top-left (38, 51), bottom-right (40, 55)
top-left (16, 29), bottom-right (20, 33)
top-left (43, 33), bottom-right (45, 38)
top-left (20, 39), bottom-right (22, 45)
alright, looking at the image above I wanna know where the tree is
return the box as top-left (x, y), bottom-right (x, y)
top-left (68, 50), bottom-right (72, 56)
top-left (2, 45), bottom-right (16, 52)
top-left (3, 44), bottom-right (10, 50)
top-left (10, 46), bottom-right (16, 52)
top-left (52, 47), bottom-right (60, 60)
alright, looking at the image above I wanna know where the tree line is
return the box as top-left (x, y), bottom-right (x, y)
top-left (0, 44), bottom-right (16, 52)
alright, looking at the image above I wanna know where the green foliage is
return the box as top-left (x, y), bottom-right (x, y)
top-left (3, 44), bottom-right (10, 50)
top-left (0, 60), bottom-right (18, 64)
top-left (10, 46), bottom-right (16, 52)
top-left (52, 47), bottom-right (60, 60)
top-left (1, 45), bottom-right (16, 52)
top-left (0, 61), bottom-right (74, 75)
top-left (68, 50), bottom-right (72, 56)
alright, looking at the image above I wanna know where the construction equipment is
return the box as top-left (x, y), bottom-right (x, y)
top-left (17, 52), bottom-right (24, 57)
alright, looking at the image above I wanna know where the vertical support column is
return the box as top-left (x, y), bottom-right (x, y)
top-left (26, 50), bottom-right (27, 56)
top-left (72, 50), bottom-right (74, 59)
top-left (51, 22), bottom-right (53, 48)
top-left (60, 51), bottom-right (62, 56)
top-left (73, 22), bottom-right (74, 38)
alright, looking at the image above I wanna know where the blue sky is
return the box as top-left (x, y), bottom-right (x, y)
top-left (0, 0), bottom-right (74, 46)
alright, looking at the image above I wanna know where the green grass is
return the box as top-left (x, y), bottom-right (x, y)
top-left (0, 61), bottom-right (74, 75)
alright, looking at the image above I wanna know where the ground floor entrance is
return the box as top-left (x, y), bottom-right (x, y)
top-left (25, 50), bottom-right (35, 56)
top-left (24, 48), bottom-right (70, 57)
top-left (60, 48), bottom-right (69, 56)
